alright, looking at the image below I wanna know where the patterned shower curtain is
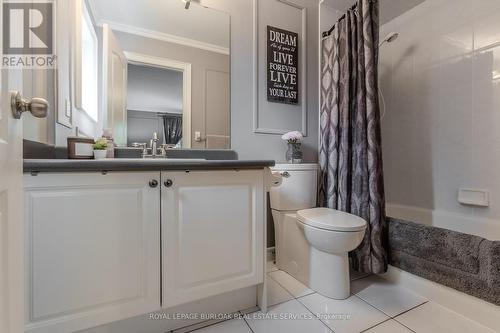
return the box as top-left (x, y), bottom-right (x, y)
top-left (319, 0), bottom-right (387, 273)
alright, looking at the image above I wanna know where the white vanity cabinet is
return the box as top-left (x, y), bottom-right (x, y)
top-left (24, 172), bottom-right (161, 333)
top-left (24, 169), bottom-right (266, 332)
top-left (161, 170), bottom-right (265, 308)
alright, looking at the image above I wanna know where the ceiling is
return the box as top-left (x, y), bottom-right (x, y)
top-left (87, 0), bottom-right (230, 51)
top-left (88, 0), bottom-right (423, 53)
top-left (322, 0), bottom-right (426, 25)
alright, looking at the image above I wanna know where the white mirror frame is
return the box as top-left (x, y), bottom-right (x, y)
top-left (73, 0), bottom-right (83, 113)
top-left (73, 0), bottom-right (98, 123)
top-left (55, 0), bottom-right (72, 129)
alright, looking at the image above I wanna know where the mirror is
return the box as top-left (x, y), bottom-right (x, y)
top-left (41, 0), bottom-right (231, 150)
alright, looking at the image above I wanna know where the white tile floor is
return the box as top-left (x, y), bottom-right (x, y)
top-left (268, 270), bottom-right (314, 298)
top-left (172, 262), bottom-right (497, 333)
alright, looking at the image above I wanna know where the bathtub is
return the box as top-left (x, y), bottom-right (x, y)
top-left (386, 203), bottom-right (500, 241)
top-left (382, 202), bottom-right (500, 332)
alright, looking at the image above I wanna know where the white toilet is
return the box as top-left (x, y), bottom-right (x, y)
top-left (270, 164), bottom-right (367, 299)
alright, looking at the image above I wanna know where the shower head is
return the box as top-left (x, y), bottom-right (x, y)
top-left (379, 32), bottom-right (399, 47)
top-left (386, 32), bottom-right (399, 43)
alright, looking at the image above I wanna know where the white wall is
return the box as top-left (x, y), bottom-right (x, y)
top-left (220, 0), bottom-right (320, 162)
top-left (54, 0), bottom-right (103, 145)
top-left (380, 0), bottom-right (500, 238)
top-left (28, 0), bottom-right (321, 160)
top-left (127, 64), bottom-right (183, 114)
top-left (320, 3), bottom-right (342, 33)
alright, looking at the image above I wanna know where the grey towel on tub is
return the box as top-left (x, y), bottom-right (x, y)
top-left (387, 217), bottom-right (500, 305)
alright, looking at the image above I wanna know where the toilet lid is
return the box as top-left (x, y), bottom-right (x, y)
top-left (296, 208), bottom-right (367, 232)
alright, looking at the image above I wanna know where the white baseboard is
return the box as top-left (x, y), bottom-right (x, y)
top-left (379, 266), bottom-right (500, 331)
top-left (386, 203), bottom-right (500, 241)
top-left (80, 286), bottom-right (257, 333)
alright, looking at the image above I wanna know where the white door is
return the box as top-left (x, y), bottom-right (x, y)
top-left (0, 57), bottom-right (47, 331)
top-left (0, 75), bottom-right (24, 332)
top-left (161, 170), bottom-right (265, 308)
top-left (102, 24), bottom-right (127, 146)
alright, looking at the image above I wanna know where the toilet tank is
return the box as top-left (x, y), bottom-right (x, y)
top-left (270, 163), bottom-right (318, 211)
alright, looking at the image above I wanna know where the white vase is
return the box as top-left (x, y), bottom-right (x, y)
top-left (93, 150), bottom-right (107, 160)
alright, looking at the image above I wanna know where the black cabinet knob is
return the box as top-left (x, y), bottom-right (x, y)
top-left (164, 179), bottom-right (173, 187)
top-left (149, 179), bottom-right (159, 188)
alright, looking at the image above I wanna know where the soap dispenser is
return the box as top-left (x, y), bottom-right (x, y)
top-left (102, 128), bottom-right (115, 158)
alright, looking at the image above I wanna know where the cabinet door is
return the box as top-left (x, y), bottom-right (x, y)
top-left (162, 170), bottom-right (265, 308)
top-left (24, 172), bottom-right (160, 333)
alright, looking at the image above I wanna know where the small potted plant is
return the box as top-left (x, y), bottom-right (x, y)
top-left (93, 138), bottom-right (108, 160)
top-left (281, 131), bottom-right (303, 164)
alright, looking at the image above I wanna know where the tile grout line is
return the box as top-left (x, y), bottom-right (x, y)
top-left (391, 301), bottom-right (429, 333)
top-left (350, 275), bottom-right (427, 332)
top-left (294, 295), bottom-right (336, 333)
top-left (267, 271), bottom-right (316, 300)
top-left (268, 269), bottom-right (419, 332)
top-left (176, 312), bottom-right (241, 333)
top-left (335, 294), bottom-right (393, 331)
top-left (351, 293), bottom-right (393, 317)
top-left (272, 269), bottom-right (420, 333)
top-left (265, 297), bottom-right (294, 309)
top-left (266, 272), bottom-right (295, 298)
top-left (392, 301), bottom-right (428, 319)
top-left (268, 270), bottom-right (333, 333)
top-left (350, 293), bottom-right (389, 315)
top-left (358, 316), bottom-right (417, 333)
top-left (240, 310), bottom-right (256, 333)
top-left (265, 272), bottom-right (296, 305)
top-left (266, 272), bottom-right (298, 307)
top-left (359, 317), bottom-right (393, 332)
top-left (351, 290), bottom-right (426, 323)
top-left (242, 291), bottom-right (334, 333)
top-left (175, 269), bottom-right (423, 333)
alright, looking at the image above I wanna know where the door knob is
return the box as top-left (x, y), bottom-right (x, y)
top-left (10, 91), bottom-right (49, 119)
top-left (149, 179), bottom-right (159, 188)
top-left (164, 179), bottom-right (173, 187)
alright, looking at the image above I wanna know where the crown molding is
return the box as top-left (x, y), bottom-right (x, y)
top-left (97, 20), bottom-right (229, 55)
top-left (319, 0), bottom-right (345, 13)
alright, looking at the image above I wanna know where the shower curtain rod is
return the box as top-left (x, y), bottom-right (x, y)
top-left (322, 2), bottom-right (358, 38)
top-left (157, 112), bottom-right (182, 118)
top-left (322, 0), bottom-right (379, 38)
top-left (127, 109), bottom-right (183, 117)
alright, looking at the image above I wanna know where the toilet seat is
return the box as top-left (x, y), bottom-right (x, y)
top-left (297, 208), bottom-right (367, 232)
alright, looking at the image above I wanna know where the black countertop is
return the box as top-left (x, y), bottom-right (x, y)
top-left (24, 158), bottom-right (275, 173)
top-left (22, 140), bottom-right (275, 173)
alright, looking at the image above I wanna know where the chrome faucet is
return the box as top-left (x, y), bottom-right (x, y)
top-left (131, 142), bottom-right (148, 158)
top-left (150, 132), bottom-right (160, 158)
